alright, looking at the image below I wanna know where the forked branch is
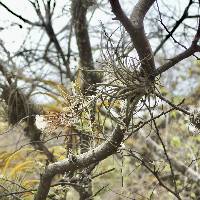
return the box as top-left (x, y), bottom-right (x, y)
top-left (109, 0), bottom-right (156, 76)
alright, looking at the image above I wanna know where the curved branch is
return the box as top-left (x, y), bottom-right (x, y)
top-left (155, 4), bottom-right (200, 76)
top-left (34, 125), bottom-right (125, 200)
top-left (154, 45), bottom-right (199, 76)
top-left (109, 0), bottom-right (156, 76)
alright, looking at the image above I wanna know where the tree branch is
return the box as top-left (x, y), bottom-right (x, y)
top-left (34, 125), bottom-right (125, 200)
top-left (0, 2), bottom-right (42, 27)
top-left (154, 0), bottom-right (193, 55)
top-left (155, 21), bottom-right (200, 76)
top-left (71, 0), bottom-right (100, 92)
top-left (31, 1), bottom-right (73, 80)
top-left (109, 0), bottom-right (156, 76)
top-left (155, 0), bottom-right (200, 76)
top-left (154, 45), bottom-right (199, 76)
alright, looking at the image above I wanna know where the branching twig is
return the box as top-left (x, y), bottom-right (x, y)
top-left (154, 0), bottom-right (194, 54)
top-left (0, 2), bottom-right (42, 26)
